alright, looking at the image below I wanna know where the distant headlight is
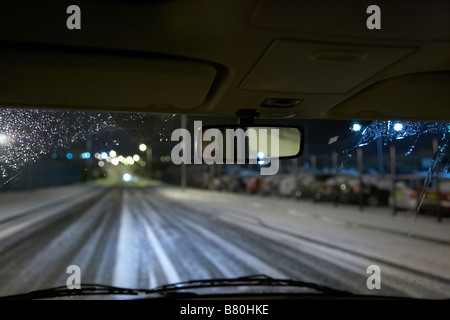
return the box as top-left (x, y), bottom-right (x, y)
top-left (122, 173), bottom-right (132, 182)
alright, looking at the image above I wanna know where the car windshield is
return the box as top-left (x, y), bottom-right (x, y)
top-left (0, 107), bottom-right (449, 299)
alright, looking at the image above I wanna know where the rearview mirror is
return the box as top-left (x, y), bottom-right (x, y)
top-left (198, 124), bottom-right (304, 163)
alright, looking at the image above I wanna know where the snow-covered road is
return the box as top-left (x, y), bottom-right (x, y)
top-left (1, 185), bottom-right (449, 299)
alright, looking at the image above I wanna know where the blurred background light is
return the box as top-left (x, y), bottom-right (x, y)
top-left (139, 144), bottom-right (147, 152)
top-left (122, 173), bottom-right (132, 182)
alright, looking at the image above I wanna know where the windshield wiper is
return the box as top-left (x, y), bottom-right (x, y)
top-left (0, 284), bottom-right (155, 300)
top-left (0, 275), bottom-right (352, 300)
top-left (147, 274), bottom-right (353, 296)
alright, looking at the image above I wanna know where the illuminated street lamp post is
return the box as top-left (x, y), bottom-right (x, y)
top-left (139, 143), bottom-right (152, 179)
top-left (357, 147), bottom-right (364, 211)
top-left (390, 145), bottom-right (397, 216)
top-left (181, 114), bottom-right (187, 191)
top-left (432, 138), bottom-right (442, 223)
top-left (332, 151), bottom-right (338, 173)
top-left (86, 133), bottom-right (92, 182)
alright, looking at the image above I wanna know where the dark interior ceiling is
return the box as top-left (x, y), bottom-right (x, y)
top-left (0, 0), bottom-right (449, 121)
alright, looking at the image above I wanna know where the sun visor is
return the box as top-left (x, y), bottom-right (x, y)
top-left (239, 39), bottom-right (415, 94)
top-left (325, 72), bottom-right (450, 121)
top-left (0, 45), bottom-right (218, 110)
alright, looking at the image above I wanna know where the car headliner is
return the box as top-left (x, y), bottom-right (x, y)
top-left (0, 0), bottom-right (449, 121)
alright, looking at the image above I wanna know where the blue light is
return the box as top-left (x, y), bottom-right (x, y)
top-left (66, 153), bottom-right (73, 160)
top-left (80, 152), bottom-right (91, 159)
top-left (51, 153), bottom-right (58, 160)
top-left (122, 173), bottom-right (132, 182)
top-left (257, 152), bottom-right (265, 165)
top-left (352, 123), bottom-right (362, 132)
top-left (394, 123), bottom-right (404, 132)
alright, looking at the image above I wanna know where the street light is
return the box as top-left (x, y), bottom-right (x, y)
top-left (351, 123), bottom-right (362, 132)
top-left (111, 158), bottom-right (120, 166)
top-left (257, 152), bottom-right (265, 165)
top-left (393, 122), bottom-right (405, 140)
top-left (140, 143), bottom-right (152, 179)
top-left (393, 122), bottom-right (403, 132)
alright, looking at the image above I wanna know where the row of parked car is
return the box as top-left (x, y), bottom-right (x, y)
top-left (200, 171), bottom-right (450, 217)
top-left (390, 174), bottom-right (450, 217)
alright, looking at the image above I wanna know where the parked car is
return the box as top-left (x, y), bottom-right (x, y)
top-left (278, 174), bottom-right (298, 197)
top-left (245, 175), bottom-right (261, 194)
top-left (259, 175), bottom-right (278, 196)
top-left (294, 172), bottom-right (316, 200)
top-left (421, 178), bottom-right (450, 217)
top-left (230, 174), bottom-right (247, 193)
top-left (340, 174), bottom-right (391, 207)
top-left (314, 173), bottom-right (391, 207)
top-left (389, 174), bottom-right (423, 212)
top-left (313, 174), bottom-right (338, 203)
top-left (335, 174), bottom-right (359, 204)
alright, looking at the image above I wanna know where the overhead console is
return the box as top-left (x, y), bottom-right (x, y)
top-left (239, 39), bottom-right (416, 94)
